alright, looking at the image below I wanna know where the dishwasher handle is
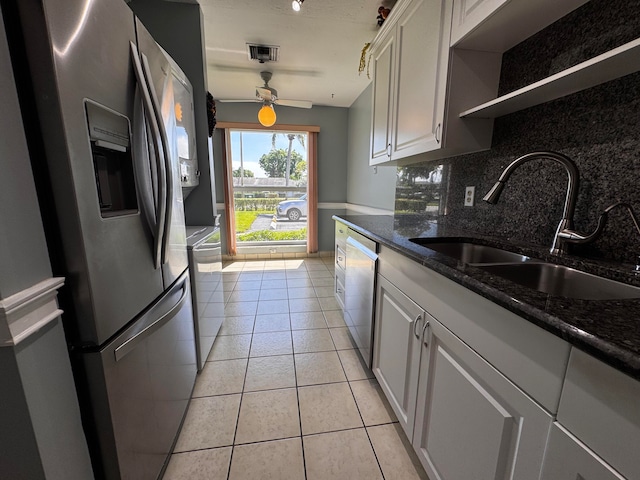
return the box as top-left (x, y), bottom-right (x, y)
top-left (346, 236), bottom-right (378, 262)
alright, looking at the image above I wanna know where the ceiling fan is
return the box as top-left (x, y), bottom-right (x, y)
top-left (220, 71), bottom-right (312, 126)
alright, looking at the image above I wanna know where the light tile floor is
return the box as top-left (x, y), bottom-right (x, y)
top-left (163, 258), bottom-right (429, 480)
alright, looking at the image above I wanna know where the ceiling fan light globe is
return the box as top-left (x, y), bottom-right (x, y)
top-left (258, 104), bottom-right (276, 127)
top-left (292, 0), bottom-right (302, 11)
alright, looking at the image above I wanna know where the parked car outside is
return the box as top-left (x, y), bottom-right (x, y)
top-left (276, 194), bottom-right (308, 221)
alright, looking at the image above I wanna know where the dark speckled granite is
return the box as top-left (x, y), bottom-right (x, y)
top-left (396, 0), bottom-right (640, 266)
top-left (335, 214), bottom-right (640, 382)
top-left (498, 0), bottom-right (640, 96)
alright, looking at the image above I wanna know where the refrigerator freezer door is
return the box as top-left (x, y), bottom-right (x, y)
top-left (135, 18), bottom-right (189, 290)
top-left (83, 271), bottom-right (196, 480)
top-left (16, 0), bottom-right (165, 345)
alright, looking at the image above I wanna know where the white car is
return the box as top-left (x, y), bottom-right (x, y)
top-left (276, 194), bottom-right (307, 221)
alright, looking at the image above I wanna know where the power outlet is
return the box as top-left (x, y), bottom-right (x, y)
top-left (464, 186), bottom-right (475, 207)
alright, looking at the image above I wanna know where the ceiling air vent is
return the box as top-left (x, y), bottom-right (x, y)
top-left (247, 44), bottom-right (279, 63)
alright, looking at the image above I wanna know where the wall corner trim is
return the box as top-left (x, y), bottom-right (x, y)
top-left (0, 277), bottom-right (65, 347)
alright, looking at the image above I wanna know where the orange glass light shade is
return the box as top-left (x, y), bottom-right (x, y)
top-left (258, 104), bottom-right (276, 127)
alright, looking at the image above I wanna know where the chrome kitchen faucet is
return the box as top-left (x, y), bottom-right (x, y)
top-left (483, 151), bottom-right (580, 255)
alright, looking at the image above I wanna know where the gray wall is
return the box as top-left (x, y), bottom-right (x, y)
top-left (0, 5), bottom-right (93, 478)
top-left (129, 0), bottom-right (217, 226)
top-left (346, 83), bottom-right (396, 211)
top-left (213, 102), bottom-right (349, 251)
top-left (0, 3), bottom-right (50, 298)
top-left (396, 0), bottom-right (640, 265)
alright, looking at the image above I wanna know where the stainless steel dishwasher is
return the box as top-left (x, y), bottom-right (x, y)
top-left (345, 230), bottom-right (378, 368)
top-left (186, 218), bottom-right (223, 372)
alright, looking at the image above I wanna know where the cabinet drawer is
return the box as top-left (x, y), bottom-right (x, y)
top-left (335, 246), bottom-right (346, 272)
top-left (335, 274), bottom-right (345, 310)
top-left (557, 348), bottom-right (640, 480)
top-left (335, 221), bottom-right (348, 251)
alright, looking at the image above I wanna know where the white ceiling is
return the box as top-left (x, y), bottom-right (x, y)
top-left (198, 0), bottom-right (386, 108)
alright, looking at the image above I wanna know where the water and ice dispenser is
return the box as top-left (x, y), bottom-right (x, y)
top-left (85, 100), bottom-right (138, 217)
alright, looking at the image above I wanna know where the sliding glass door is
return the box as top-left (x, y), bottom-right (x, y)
top-left (226, 129), bottom-right (309, 253)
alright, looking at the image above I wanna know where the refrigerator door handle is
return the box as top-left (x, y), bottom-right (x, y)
top-left (130, 42), bottom-right (166, 269)
top-left (114, 276), bottom-right (189, 362)
top-left (140, 52), bottom-right (173, 266)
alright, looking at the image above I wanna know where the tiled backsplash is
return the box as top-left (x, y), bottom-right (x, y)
top-left (396, 0), bottom-right (640, 265)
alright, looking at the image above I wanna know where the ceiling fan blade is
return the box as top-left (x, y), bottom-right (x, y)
top-left (218, 99), bottom-right (259, 103)
top-left (275, 99), bottom-right (313, 109)
top-left (256, 87), bottom-right (273, 101)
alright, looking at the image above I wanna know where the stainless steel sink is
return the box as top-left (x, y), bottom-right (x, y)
top-left (478, 263), bottom-right (640, 300)
top-left (410, 239), bottom-right (532, 265)
top-left (410, 238), bottom-right (640, 300)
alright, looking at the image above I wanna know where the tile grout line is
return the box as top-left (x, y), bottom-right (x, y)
top-left (335, 311), bottom-right (387, 480)
top-left (225, 262), bottom-right (255, 480)
top-left (219, 259), bottom-right (378, 479)
top-left (290, 309), bottom-right (309, 480)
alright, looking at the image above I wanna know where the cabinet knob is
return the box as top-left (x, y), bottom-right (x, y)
top-left (387, 143), bottom-right (392, 158)
top-left (435, 123), bottom-right (441, 144)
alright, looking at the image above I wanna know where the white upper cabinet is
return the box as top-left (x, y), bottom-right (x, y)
top-left (369, 0), bottom-right (499, 166)
top-left (367, 0), bottom-right (606, 166)
top-left (370, 0), bottom-right (456, 166)
top-left (451, 0), bottom-right (589, 51)
top-left (390, 0), bottom-right (449, 160)
top-left (370, 28), bottom-right (395, 164)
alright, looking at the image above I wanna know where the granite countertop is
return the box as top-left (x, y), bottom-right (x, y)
top-left (334, 214), bottom-right (640, 382)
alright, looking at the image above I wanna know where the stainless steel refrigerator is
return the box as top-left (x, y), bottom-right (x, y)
top-left (8, 0), bottom-right (198, 478)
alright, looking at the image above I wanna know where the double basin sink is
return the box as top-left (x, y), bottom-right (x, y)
top-left (409, 238), bottom-right (640, 300)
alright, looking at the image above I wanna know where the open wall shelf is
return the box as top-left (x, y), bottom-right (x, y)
top-left (459, 38), bottom-right (640, 119)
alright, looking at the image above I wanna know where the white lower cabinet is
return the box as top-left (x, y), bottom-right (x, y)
top-left (540, 423), bottom-right (626, 480)
top-left (555, 348), bottom-right (640, 479)
top-left (373, 275), bottom-right (553, 480)
top-left (413, 318), bottom-right (552, 480)
top-left (373, 269), bottom-right (553, 480)
top-left (372, 274), bottom-right (423, 439)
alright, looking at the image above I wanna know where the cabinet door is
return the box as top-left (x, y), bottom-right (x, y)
top-left (372, 274), bottom-right (423, 439)
top-left (413, 318), bottom-right (552, 480)
top-left (391, 0), bottom-right (452, 159)
top-left (540, 423), bottom-right (626, 480)
top-left (370, 29), bottom-right (395, 165)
